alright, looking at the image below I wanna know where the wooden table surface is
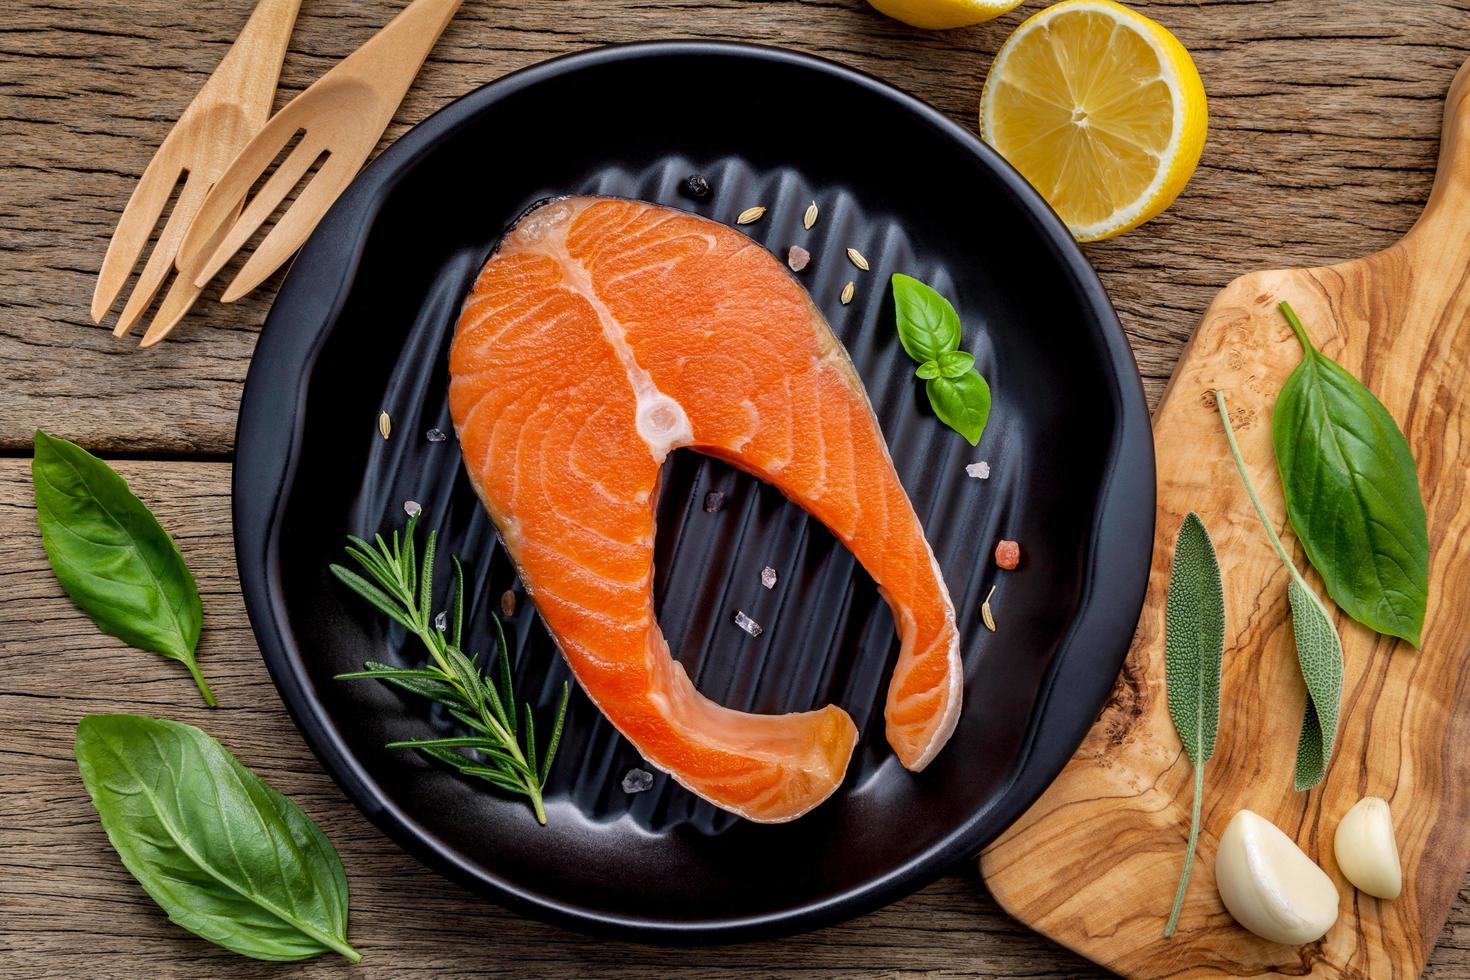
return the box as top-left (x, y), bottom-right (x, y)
top-left (4, 1), bottom-right (1470, 976)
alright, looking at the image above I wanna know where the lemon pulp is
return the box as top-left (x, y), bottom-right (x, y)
top-left (981, 0), bottom-right (1207, 241)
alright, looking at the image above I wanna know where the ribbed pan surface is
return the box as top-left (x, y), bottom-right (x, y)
top-left (234, 42), bottom-right (1154, 941)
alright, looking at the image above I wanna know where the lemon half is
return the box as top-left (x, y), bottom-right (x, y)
top-left (867, 0), bottom-right (1024, 31)
top-left (980, 0), bottom-right (1207, 241)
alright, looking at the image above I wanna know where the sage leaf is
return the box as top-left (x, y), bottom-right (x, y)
top-left (1286, 578), bottom-right (1344, 791)
top-left (892, 273), bottom-right (962, 362)
top-left (936, 350), bottom-right (976, 379)
top-left (74, 715), bottom-right (361, 962)
top-left (1271, 302), bottom-right (1429, 646)
top-left (1162, 513), bottom-right (1225, 938)
top-left (926, 370), bottom-right (992, 446)
top-left (1219, 391), bottom-right (1344, 791)
top-left (31, 430), bottom-right (214, 705)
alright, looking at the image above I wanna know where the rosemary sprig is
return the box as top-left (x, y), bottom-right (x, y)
top-left (330, 514), bottom-right (569, 825)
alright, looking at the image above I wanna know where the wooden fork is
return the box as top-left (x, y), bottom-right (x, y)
top-left (175, 0), bottom-right (465, 320)
top-left (92, 0), bottom-right (302, 346)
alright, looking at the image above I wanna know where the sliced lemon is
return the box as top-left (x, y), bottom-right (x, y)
top-left (867, 0), bottom-right (1023, 31)
top-left (980, 0), bottom-right (1207, 241)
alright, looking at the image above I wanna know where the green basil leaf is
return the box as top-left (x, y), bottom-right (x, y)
top-left (1286, 578), bottom-right (1345, 791)
top-left (74, 715), bottom-right (361, 963)
top-left (925, 369), bottom-right (992, 446)
top-left (1271, 303), bottom-right (1429, 646)
top-left (915, 360), bottom-right (941, 380)
top-left (1162, 512), bottom-right (1224, 938)
top-left (32, 430), bottom-right (214, 705)
top-left (936, 350), bottom-right (975, 379)
top-left (892, 273), bottom-right (962, 362)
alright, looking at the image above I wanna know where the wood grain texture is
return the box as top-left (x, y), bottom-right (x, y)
top-left (981, 54), bottom-right (1470, 980)
top-left (89, 0), bottom-right (303, 343)
top-left (4, 0), bottom-right (1470, 452)
top-left (6, 0), bottom-right (1470, 976)
top-left (0, 458), bottom-right (1108, 978)
top-left (173, 0), bottom-right (465, 312)
top-left (5, 466), bottom-right (1461, 978)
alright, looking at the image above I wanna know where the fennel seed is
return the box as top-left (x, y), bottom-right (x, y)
top-left (981, 585), bottom-right (997, 632)
top-left (736, 206), bottom-right (767, 225)
top-left (846, 247), bottom-right (870, 271)
top-left (803, 201), bottom-right (819, 230)
top-left (840, 281), bottom-right (855, 305)
top-left (377, 411), bottom-right (391, 440)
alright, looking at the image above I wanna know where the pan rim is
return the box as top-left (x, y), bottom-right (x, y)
top-left (232, 38), bottom-right (1156, 942)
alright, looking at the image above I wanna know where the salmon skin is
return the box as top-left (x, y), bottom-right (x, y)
top-left (449, 196), bottom-right (963, 823)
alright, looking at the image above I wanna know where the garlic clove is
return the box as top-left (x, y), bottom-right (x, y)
top-left (1215, 809), bottom-right (1340, 945)
top-left (1333, 796), bottom-right (1402, 900)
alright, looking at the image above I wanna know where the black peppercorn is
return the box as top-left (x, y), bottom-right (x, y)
top-left (682, 174), bottom-right (711, 200)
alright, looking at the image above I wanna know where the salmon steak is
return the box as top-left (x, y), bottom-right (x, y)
top-left (448, 196), bottom-right (964, 823)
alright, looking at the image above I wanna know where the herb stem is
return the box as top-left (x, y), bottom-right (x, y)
top-left (1277, 301), bottom-right (1314, 355)
top-left (294, 920), bottom-right (363, 963)
top-left (406, 610), bottom-right (547, 824)
top-left (332, 516), bottom-right (562, 825)
top-left (185, 659), bottom-right (217, 708)
top-left (1164, 762), bottom-right (1204, 937)
top-left (1215, 391), bottom-right (1306, 588)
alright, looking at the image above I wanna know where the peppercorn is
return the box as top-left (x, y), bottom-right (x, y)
top-left (682, 174), bottom-right (711, 200)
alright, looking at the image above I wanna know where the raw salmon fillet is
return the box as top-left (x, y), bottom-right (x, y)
top-left (449, 196), bottom-right (963, 822)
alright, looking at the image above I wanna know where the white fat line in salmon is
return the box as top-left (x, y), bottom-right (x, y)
top-left (504, 201), bottom-right (694, 462)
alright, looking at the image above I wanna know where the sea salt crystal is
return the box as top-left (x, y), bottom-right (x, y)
top-left (966, 461), bottom-right (991, 480)
top-left (403, 500), bottom-right (422, 517)
top-left (433, 610), bottom-right (447, 631)
top-left (704, 490), bottom-right (725, 512)
top-left (621, 768), bottom-right (654, 794)
top-left (733, 610), bottom-right (763, 637)
top-left (425, 427), bottom-right (447, 443)
top-left (787, 245), bottom-right (810, 272)
top-left (760, 566), bottom-right (778, 589)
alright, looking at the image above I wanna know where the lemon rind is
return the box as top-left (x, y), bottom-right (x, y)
top-left (868, 0), bottom-right (1024, 31)
top-left (980, 0), bottom-right (1206, 242)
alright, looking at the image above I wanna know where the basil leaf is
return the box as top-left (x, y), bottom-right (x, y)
top-left (75, 715), bottom-right (361, 963)
top-left (1162, 512), bottom-right (1224, 937)
top-left (926, 369), bottom-right (992, 446)
top-left (1271, 303), bottom-right (1429, 646)
top-left (892, 273), bottom-right (962, 362)
top-left (915, 360), bottom-right (941, 380)
top-left (936, 350), bottom-right (975, 379)
top-left (1286, 578), bottom-right (1345, 791)
top-left (31, 430), bottom-right (214, 705)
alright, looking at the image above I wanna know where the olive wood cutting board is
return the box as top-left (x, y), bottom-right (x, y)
top-left (979, 57), bottom-right (1470, 979)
